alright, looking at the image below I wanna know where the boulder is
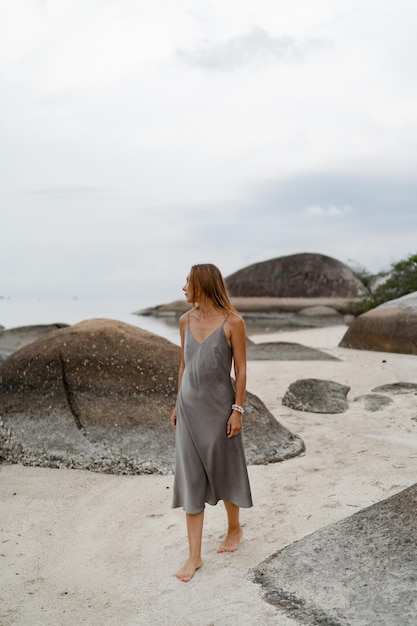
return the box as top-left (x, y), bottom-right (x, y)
top-left (0, 318), bottom-right (305, 474)
top-left (353, 394), bottom-right (393, 412)
top-left (237, 391), bottom-right (305, 465)
top-left (339, 293), bottom-right (417, 355)
top-left (371, 382), bottom-right (417, 394)
top-left (246, 340), bottom-right (339, 361)
top-left (252, 483), bottom-right (417, 626)
top-left (379, 291), bottom-right (417, 311)
top-left (297, 305), bottom-right (342, 317)
top-left (282, 378), bottom-right (350, 413)
top-left (138, 299), bottom-right (191, 316)
top-left (226, 253), bottom-right (368, 298)
top-left (0, 324), bottom-right (68, 364)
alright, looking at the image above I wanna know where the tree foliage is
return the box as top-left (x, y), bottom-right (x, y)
top-left (350, 253), bottom-right (417, 315)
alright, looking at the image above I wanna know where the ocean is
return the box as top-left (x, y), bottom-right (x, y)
top-left (0, 297), bottom-right (181, 345)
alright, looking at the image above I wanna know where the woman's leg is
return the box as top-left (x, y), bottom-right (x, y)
top-left (176, 511), bottom-right (204, 582)
top-left (217, 501), bottom-right (243, 553)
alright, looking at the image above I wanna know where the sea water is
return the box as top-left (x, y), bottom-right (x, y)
top-left (0, 297), bottom-right (181, 345)
top-left (0, 297), bottom-right (335, 344)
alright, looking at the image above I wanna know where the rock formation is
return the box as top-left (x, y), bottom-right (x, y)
top-left (246, 340), bottom-right (339, 361)
top-left (297, 305), bottom-right (342, 318)
top-left (226, 253), bottom-right (368, 298)
top-left (0, 318), bottom-right (305, 474)
top-left (353, 394), bottom-right (393, 412)
top-left (280, 377), bottom-right (415, 416)
top-left (371, 382), bottom-right (417, 394)
top-left (282, 378), bottom-right (350, 413)
top-left (252, 483), bottom-right (417, 625)
top-left (339, 292), bottom-right (417, 355)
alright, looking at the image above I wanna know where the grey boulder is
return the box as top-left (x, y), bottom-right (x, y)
top-left (226, 253), bottom-right (368, 298)
top-left (353, 394), bottom-right (394, 412)
top-left (246, 340), bottom-right (339, 361)
top-left (297, 305), bottom-right (342, 318)
top-left (252, 483), bottom-right (417, 626)
top-left (282, 378), bottom-right (350, 413)
top-left (372, 382), bottom-right (417, 394)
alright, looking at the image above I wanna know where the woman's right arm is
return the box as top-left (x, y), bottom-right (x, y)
top-left (170, 314), bottom-right (187, 428)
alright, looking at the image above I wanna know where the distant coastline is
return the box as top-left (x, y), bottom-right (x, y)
top-left (136, 297), bottom-right (357, 335)
top-left (137, 296), bottom-right (357, 316)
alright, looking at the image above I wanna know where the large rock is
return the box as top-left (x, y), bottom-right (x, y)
top-left (372, 382), bottom-right (417, 394)
top-left (226, 253), bottom-right (368, 298)
top-left (246, 340), bottom-right (339, 361)
top-left (353, 394), bottom-right (393, 412)
top-left (297, 305), bottom-right (342, 318)
top-left (282, 378), bottom-right (350, 413)
top-left (340, 292), bottom-right (417, 355)
top-left (378, 291), bottom-right (417, 311)
top-left (0, 318), bottom-right (304, 474)
top-left (252, 483), bottom-right (417, 626)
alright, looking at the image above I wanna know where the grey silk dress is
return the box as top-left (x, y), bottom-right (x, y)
top-left (172, 315), bottom-right (253, 514)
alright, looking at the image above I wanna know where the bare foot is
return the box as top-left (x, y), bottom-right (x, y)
top-left (175, 557), bottom-right (203, 582)
top-left (217, 527), bottom-right (243, 553)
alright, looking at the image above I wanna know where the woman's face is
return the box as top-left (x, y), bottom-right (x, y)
top-left (183, 273), bottom-right (194, 303)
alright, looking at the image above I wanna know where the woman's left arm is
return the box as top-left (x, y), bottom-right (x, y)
top-left (227, 315), bottom-right (247, 438)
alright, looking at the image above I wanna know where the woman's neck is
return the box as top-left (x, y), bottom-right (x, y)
top-left (194, 300), bottom-right (224, 319)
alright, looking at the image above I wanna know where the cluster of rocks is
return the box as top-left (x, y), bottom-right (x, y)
top-left (2, 252), bottom-right (415, 624)
top-left (138, 253), bottom-right (365, 324)
top-left (1, 252), bottom-right (415, 476)
top-left (0, 319), bottom-right (305, 474)
top-left (281, 378), bottom-right (417, 414)
top-left (139, 253), bottom-right (417, 358)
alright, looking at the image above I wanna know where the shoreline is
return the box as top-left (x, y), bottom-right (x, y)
top-left (136, 296), bottom-right (356, 337)
top-left (137, 296), bottom-right (357, 316)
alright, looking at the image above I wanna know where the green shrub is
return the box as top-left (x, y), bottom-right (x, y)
top-left (350, 253), bottom-right (417, 315)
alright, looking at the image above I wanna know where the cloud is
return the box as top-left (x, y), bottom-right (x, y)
top-left (1, 1), bottom-right (416, 299)
top-left (176, 26), bottom-right (324, 70)
top-left (225, 171), bottom-right (417, 274)
top-left (249, 172), bottom-right (417, 220)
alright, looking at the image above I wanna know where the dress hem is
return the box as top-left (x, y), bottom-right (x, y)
top-left (172, 498), bottom-right (253, 515)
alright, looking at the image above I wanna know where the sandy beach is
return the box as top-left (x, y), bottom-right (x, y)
top-left (1, 324), bottom-right (417, 626)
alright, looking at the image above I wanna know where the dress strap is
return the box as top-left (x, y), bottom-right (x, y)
top-left (222, 313), bottom-right (230, 326)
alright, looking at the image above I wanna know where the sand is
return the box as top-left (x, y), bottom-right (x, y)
top-left (1, 325), bottom-right (417, 626)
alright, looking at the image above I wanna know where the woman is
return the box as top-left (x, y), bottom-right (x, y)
top-left (170, 263), bottom-right (253, 582)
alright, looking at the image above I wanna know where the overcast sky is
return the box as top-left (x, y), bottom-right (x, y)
top-left (1, 0), bottom-right (416, 303)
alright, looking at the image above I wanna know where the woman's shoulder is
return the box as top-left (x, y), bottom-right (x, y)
top-left (179, 310), bottom-right (192, 327)
top-left (226, 311), bottom-right (245, 331)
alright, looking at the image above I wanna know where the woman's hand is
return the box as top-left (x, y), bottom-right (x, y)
top-left (170, 409), bottom-right (177, 429)
top-left (227, 410), bottom-right (242, 438)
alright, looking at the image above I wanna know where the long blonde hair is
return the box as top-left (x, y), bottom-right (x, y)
top-left (189, 264), bottom-right (238, 314)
